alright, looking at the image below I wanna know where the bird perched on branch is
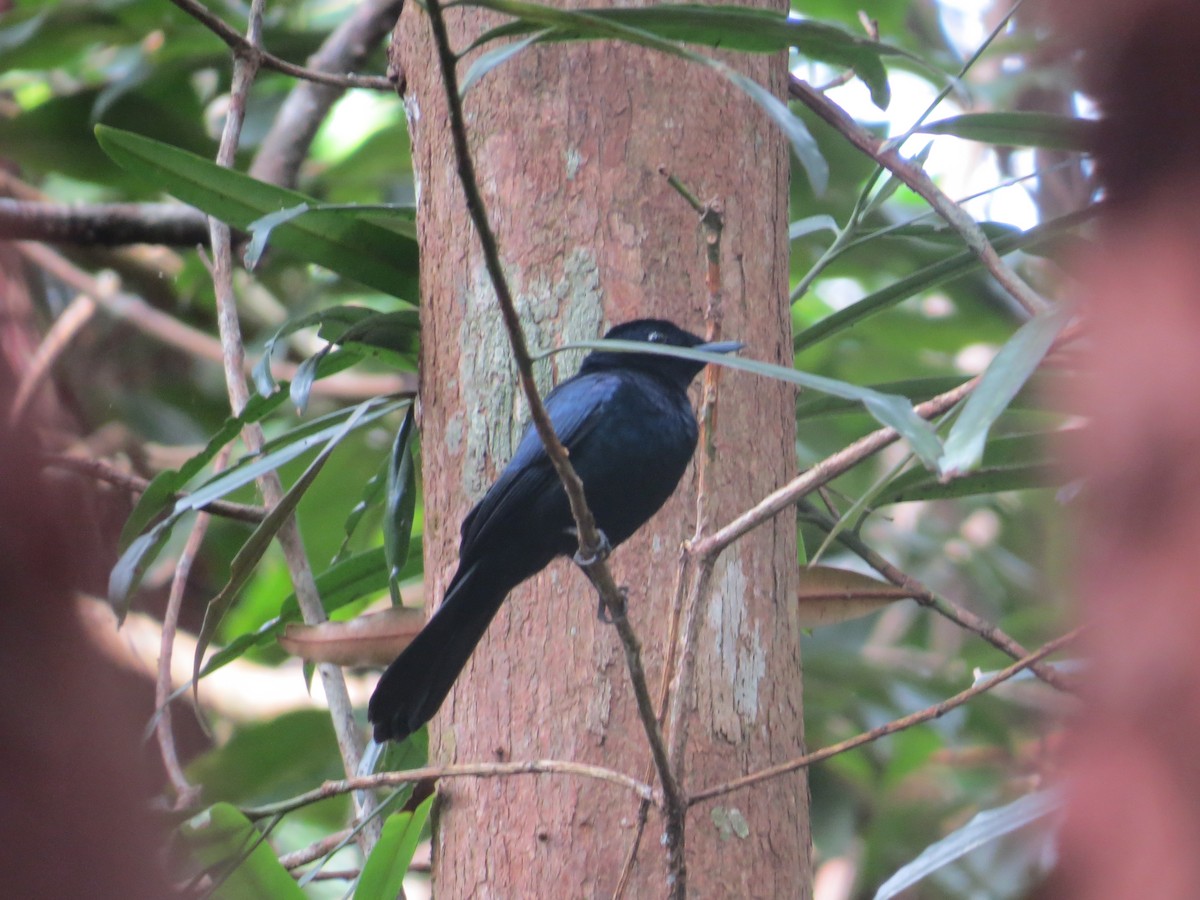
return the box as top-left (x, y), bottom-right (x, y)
top-left (368, 318), bottom-right (741, 743)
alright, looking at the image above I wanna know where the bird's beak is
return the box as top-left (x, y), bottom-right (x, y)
top-left (697, 340), bottom-right (744, 355)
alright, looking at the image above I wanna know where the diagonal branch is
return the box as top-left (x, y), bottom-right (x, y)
top-left (788, 76), bottom-right (1048, 317)
top-left (167, 0), bottom-right (393, 92)
top-left (200, 0), bottom-right (380, 850)
top-left (689, 626), bottom-right (1081, 806)
top-left (798, 500), bottom-right (1074, 692)
top-left (249, 0), bottom-right (407, 189)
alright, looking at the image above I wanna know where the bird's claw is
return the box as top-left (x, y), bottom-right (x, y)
top-left (597, 587), bottom-right (628, 624)
top-left (572, 529), bottom-right (612, 567)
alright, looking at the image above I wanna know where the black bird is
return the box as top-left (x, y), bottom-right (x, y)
top-left (368, 319), bottom-right (741, 743)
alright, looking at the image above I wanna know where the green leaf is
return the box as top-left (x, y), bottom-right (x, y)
top-left (796, 376), bottom-right (969, 420)
top-left (793, 205), bottom-right (1100, 352)
top-left (186, 710), bottom-right (345, 808)
top-left (873, 431), bottom-right (1064, 507)
top-left (193, 402), bottom-right (375, 689)
top-left (938, 306), bottom-right (1070, 479)
top-left (192, 547), bottom-right (395, 684)
top-left (877, 463), bottom-right (1059, 505)
top-left (862, 142), bottom-right (932, 218)
top-left (243, 202), bottom-right (312, 269)
top-left (245, 203), bottom-right (420, 268)
top-left (334, 457), bottom-right (390, 565)
top-left (467, 4), bottom-right (909, 107)
top-left (185, 398), bottom-right (406, 512)
top-left (94, 125), bottom-right (420, 299)
top-left (354, 796), bottom-right (434, 900)
top-left (458, 0), bottom-right (830, 191)
top-left (179, 803), bottom-right (306, 900)
top-left (108, 519), bottom-right (178, 622)
top-left (719, 63), bottom-right (829, 193)
top-left (461, 31), bottom-right (549, 96)
top-left (385, 406), bottom-right (419, 605)
top-left (254, 305), bottom-right (384, 396)
top-left (333, 308), bottom-right (421, 357)
top-left (873, 789), bottom-right (1063, 900)
top-left (551, 339), bottom-right (944, 469)
top-left (915, 112), bottom-right (1099, 152)
top-left (118, 390), bottom-right (288, 550)
top-left (867, 219), bottom-right (1021, 248)
top-left (789, 214), bottom-right (839, 241)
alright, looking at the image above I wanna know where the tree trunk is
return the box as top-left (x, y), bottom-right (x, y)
top-left (393, 3), bottom-right (811, 895)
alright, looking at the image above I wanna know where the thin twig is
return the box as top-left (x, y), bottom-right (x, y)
top-left (16, 241), bottom-right (416, 398)
top-left (249, 0), bottom-right (406, 189)
top-left (203, 0), bottom-right (379, 850)
top-left (242, 759), bottom-right (655, 819)
top-left (279, 830), bottom-right (356, 870)
top-left (421, 0), bottom-right (686, 890)
top-left (688, 627), bottom-right (1081, 806)
top-left (787, 76), bottom-right (1048, 317)
top-left (8, 290), bottom-right (96, 425)
top-left (43, 454), bottom-right (267, 523)
top-left (614, 177), bottom-right (729, 897)
top-left (155, 449), bottom-right (233, 807)
top-left (665, 195), bottom-right (727, 773)
top-left (690, 377), bottom-right (980, 560)
top-left (167, 0), bottom-right (393, 92)
top-left (683, 374), bottom-right (1071, 691)
top-left (798, 501), bottom-right (1074, 692)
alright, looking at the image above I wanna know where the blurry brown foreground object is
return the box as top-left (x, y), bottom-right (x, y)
top-left (0, 378), bottom-right (172, 895)
top-left (1044, 1), bottom-right (1200, 897)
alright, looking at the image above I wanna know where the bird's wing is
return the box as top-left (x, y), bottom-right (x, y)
top-left (458, 372), bottom-right (619, 556)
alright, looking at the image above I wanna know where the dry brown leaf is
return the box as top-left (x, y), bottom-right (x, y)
top-left (796, 565), bottom-right (915, 629)
top-left (279, 606), bottom-right (427, 666)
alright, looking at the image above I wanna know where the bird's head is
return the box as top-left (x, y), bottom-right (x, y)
top-left (579, 318), bottom-right (742, 388)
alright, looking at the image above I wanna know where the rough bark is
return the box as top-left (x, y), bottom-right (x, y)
top-left (394, 3), bottom-right (810, 894)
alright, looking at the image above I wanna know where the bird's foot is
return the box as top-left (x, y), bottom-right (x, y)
top-left (572, 529), bottom-right (612, 567)
top-left (597, 587), bottom-right (628, 624)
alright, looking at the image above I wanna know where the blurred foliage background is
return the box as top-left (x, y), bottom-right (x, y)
top-left (0, 0), bottom-right (1094, 896)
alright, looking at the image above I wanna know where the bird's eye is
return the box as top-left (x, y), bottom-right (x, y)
top-left (647, 330), bottom-right (663, 343)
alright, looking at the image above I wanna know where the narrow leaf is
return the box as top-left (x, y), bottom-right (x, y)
top-left (193, 403), bottom-right (374, 690)
top-left (94, 125), bottom-right (420, 299)
top-left (939, 306), bottom-right (1070, 479)
top-left (916, 112), bottom-right (1098, 152)
top-left (550, 339), bottom-right (943, 468)
top-left (194, 547), bottom-right (395, 683)
top-left (180, 803), bottom-right (306, 900)
top-left (334, 457), bottom-right (390, 565)
top-left (718, 64), bottom-right (828, 193)
top-left (793, 205), bottom-right (1099, 352)
top-left (184, 398), bottom-right (404, 513)
top-left (108, 519), bottom-right (178, 621)
top-left (385, 406), bottom-right (419, 605)
top-left (465, 3), bottom-right (911, 106)
top-left (243, 203), bottom-right (310, 269)
top-left (789, 214), bottom-right (839, 241)
top-left (254, 305), bottom-right (383, 396)
top-left (354, 796), bottom-right (435, 900)
top-left (118, 390), bottom-right (288, 548)
top-left (457, 0), bottom-right (830, 192)
top-left (461, 32), bottom-right (548, 95)
top-left (874, 789), bottom-right (1064, 900)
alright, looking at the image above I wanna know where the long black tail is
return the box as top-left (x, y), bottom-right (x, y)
top-left (367, 560), bottom-right (507, 743)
